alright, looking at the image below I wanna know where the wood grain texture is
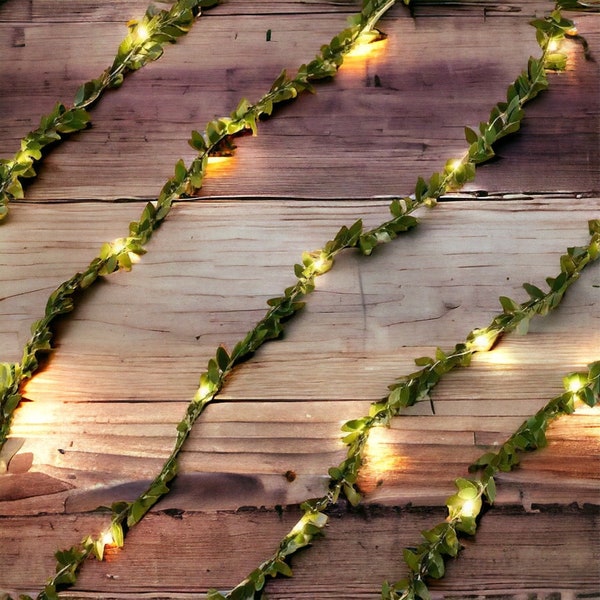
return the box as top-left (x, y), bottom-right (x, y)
top-left (0, 0), bottom-right (599, 597)
top-left (0, 9), bottom-right (597, 200)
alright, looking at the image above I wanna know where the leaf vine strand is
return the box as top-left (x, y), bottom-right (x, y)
top-left (4, 1), bottom-right (594, 597)
top-left (0, 0), bottom-right (405, 451)
top-left (384, 356), bottom-right (600, 600)
top-left (0, 0), bottom-right (218, 222)
top-left (212, 219), bottom-right (599, 600)
top-left (17, 6), bottom-right (593, 595)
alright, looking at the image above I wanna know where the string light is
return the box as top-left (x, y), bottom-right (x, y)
top-left (448, 158), bottom-right (463, 172)
top-left (459, 498), bottom-right (477, 518)
top-left (564, 372), bottom-right (586, 394)
top-left (345, 29), bottom-right (387, 60)
top-left (312, 254), bottom-right (330, 274)
top-left (110, 238), bottom-right (127, 255)
top-left (547, 38), bottom-right (561, 53)
top-left (135, 23), bottom-right (150, 43)
top-left (468, 329), bottom-right (498, 353)
top-left (101, 530), bottom-right (115, 547)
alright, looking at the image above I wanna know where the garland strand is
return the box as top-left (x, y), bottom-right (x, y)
top-left (5, 1), bottom-right (593, 597)
top-left (384, 357), bottom-right (600, 599)
top-left (17, 7), bottom-right (589, 595)
top-left (213, 220), bottom-right (599, 600)
top-left (0, 0), bottom-right (219, 222)
top-left (0, 0), bottom-right (403, 450)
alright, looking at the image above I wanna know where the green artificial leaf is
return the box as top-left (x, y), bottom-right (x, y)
top-left (464, 126), bottom-right (478, 144)
top-left (402, 548), bottom-right (420, 573)
top-left (523, 282), bottom-right (546, 299)
top-left (499, 295), bottom-right (521, 314)
top-left (426, 550), bottom-right (445, 579)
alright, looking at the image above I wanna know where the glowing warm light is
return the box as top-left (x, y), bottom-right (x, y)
top-left (110, 238), bottom-right (127, 254)
top-left (469, 329), bottom-right (497, 353)
top-left (195, 379), bottom-right (214, 402)
top-left (136, 23), bottom-right (150, 43)
top-left (345, 30), bottom-right (387, 61)
top-left (206, 155), bottom-right (234, 176)
top-left (449, 158), bottom-right (463, 172)
top-left (101, 530), bottom-right (115, 547)
top-left (460, 499), bottom-right (477, 518)
top-left (566, 27), bottom-right (578, 37)
top-left (547, 38), bottom-right (561, 53)
top-left (362, 427), bottom-right (405, 489)
top-left (565, 374), bottom-right (586, 394)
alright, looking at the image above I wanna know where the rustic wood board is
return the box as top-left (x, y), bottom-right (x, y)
top-left (0, 8), bottom-right (598, 200)
top-left (1, 507), bottom-right (599, 597)
top-left (0, 0), bottom-right (599, 598)
top-left (1, 198), bottom-right (599, 596)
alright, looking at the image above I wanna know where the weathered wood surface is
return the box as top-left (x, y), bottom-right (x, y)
top-left (0, 0), bottom-right (599, 598)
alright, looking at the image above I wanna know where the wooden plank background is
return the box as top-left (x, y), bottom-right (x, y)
top-left (0, 0), bottom-right (599, 598)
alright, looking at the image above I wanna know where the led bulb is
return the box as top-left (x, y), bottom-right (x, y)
top-left (565, 374), bottom-right (586, 394)
top-left (101, 530), bottom-right (114, 547)
top-left (460, 499), bottom-right (477, 518)
top-left (449, 159), bottom-right (463, 172)
top-left (547, 38), bottom-right (560, 53)
top-left (469, 329), bottom-right (496, 352)
top-left (136, 23), bottom-right (150, 42)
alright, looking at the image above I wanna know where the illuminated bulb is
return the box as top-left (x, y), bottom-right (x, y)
top-left (566, 374), bottom-right (586, 394)
top-left (460, 499), bottom-right (477, 518)
top-left (566, 27), bottom-right (578, 37)
top-left (207, 155), bottom-right (230, 165)
top-left (313, 256), bottom-right (327, 273)
top-left (449, 159), bottom-right (463, 172)
top-left (206, 155), bottom-right (234, 176)
top-left (469, 329), bottom-right (496, 352)
top-left (346, 30), bottom-right (387, 59)
top-left (547, 38), bottom-right (560, 53)
top-left (101, 530), bottom-right (114, 547)
top-left (111, 238), bottom-right (127, 254)
top-left (136, 23), bottom-right (150, 42)
top-left (197, 382), bottom-right (213, 400)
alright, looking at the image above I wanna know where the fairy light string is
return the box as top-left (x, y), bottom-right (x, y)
top-left (0, 0), bottom-right (221, 222)
top-left (3, 1), bottom-right (595, 597)
top-left (383, 357), bottom-right (600, 599)
top-left (0, 0), bottom-right (403, 450)
top-left (212, 219), bottom-right (599, 600)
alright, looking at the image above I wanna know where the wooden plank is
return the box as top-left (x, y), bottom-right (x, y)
top-left (1, 198), bottom-right (598, 520)
top-left (0, 1), bottom-right (556, 24)
top-left (0, 13), bottom-right (597, 200)
top-left (1, 507), bottom-right (597, 597)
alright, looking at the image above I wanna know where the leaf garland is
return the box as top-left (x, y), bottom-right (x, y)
top-left (212, 219), bottom-right (599, 600)
top-left (0, 0), bottom-right (403, 450)
top-left (384, 357), bottom-right (600, 600)
top-left (15, 7), bottom-right (594, 596)
top-left (2, 1), bottom-right (595, 597)
top-left (0, 0), bottom-right (219, 222)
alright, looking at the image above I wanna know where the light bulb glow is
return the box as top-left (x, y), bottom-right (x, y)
top-left (547, 38), bottom-right (561, 53)
top-left (346, 30), bottom-right (387, 59)
top-left (110, 238), bottom-right (127, 255)
top-left (565, 373), bottom-right (586, 394)
top-left (206, 155), bottom-right (234, 176)
top-left (136, 23), bottom-right (150, 43)
top-left (460, 499), bottom-right (477, 518)
top-left (449, 158), bottom-right (463, 172)
top-left (101, 530), bottom-right (115, 547)
top-left (469, 329), bottom-right (497, 353)
top-left (313, 256), bottom-right (328, 273)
